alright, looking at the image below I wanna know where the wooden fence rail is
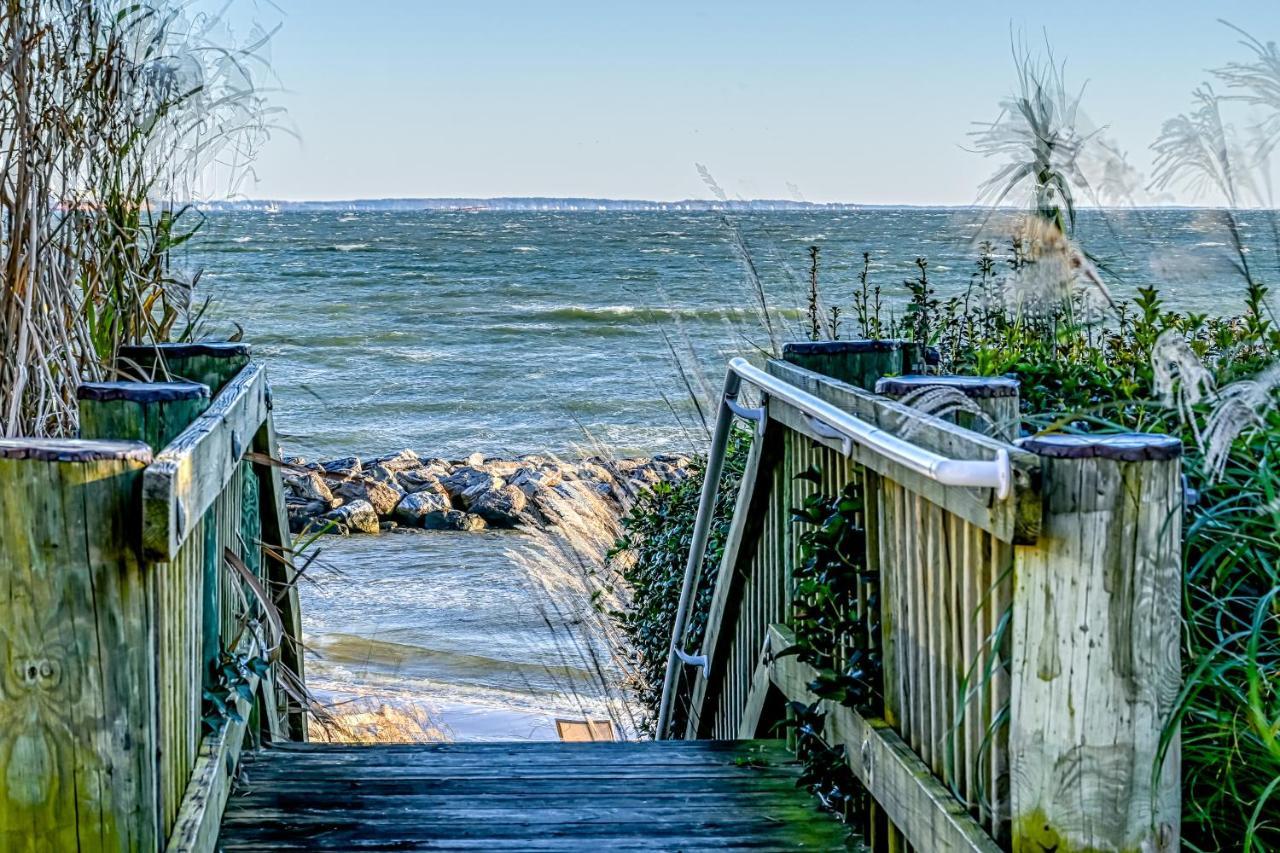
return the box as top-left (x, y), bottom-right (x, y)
top-left (0, 344), bottom-right (303, 853)
top-left (669, 341), bottom-right (1182, 853)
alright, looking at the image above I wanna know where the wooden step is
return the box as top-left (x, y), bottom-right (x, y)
top-left (218, 739), bottom-right (852, 851)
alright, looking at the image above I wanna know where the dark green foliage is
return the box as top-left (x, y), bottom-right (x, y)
top-left (847, 239), bottom-right (1280, 850)
top-left (610, 428), bottom-right (752, 733)
top-left (202, 650), bottom-right (270, 735)
top-left (774, 466), bottom-right (881, 831)
top-left (806, 245), bottom-right (823, 342)
top-left (788, 468), bottom-right (879, 712)
top-left (778, 700), bottom-right (867, 826)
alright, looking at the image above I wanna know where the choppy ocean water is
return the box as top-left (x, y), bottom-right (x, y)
top-left (193, 207), bottom-right (1279, 740)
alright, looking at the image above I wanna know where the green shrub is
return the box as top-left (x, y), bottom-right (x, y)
top-left (610, 428), bottom-right (751, 733)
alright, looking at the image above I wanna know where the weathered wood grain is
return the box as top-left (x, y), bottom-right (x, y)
top-left (142, 363), bottom-right (270, 560)
top-left (782, 339), bottom-right (928, 390)
top-left (78, 382), bottom-right (210, 452)
top-left (251, 399), bottom-right (307, 741)
top-left (77, 381), bottom-right (211, 455)
top-left (1010, 434), bottom-right (1182, 852)
top-left (765, 359), bottom-right (1040, 544)
top-left (0, 450), bottom-right (159, 852)
top-left (167, 633), bottom-right (261, 853)
top-left (218, 740), bottom-right (849, 851)
top-left (116, 343), bottom-right (251, 396)
top-left (767, 626), bottom-right (1000, 853)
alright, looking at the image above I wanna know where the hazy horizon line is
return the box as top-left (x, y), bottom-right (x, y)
top-left (196, 195), bottom-right (1274, 211)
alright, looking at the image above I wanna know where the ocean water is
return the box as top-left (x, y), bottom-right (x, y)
top-left (193, 207), bottom-right (1279, 740)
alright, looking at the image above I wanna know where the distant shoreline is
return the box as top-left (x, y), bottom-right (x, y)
top-left (191, 198), bottom-right (1272, 214)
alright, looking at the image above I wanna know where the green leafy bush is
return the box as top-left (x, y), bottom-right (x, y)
top-left (610, 428), bottom-right (751, 733)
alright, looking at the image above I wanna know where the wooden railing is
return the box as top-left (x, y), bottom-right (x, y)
top-left (0, 343), bottom-right (304, 852)
top-left (663, 341), bottom-right (1183, 853)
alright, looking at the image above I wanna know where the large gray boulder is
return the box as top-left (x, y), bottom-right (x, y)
top-left (509, 466), bottom-right (562, 497)
top-left (331, 477), bottom-right (403, 517)
top-left (421, 510), bottom-right (487, 531)
top-left (399, 467), bottom-right (450, 497)
top-left (365, 463), bottom-right (408, 491)
top-left (469, 485), bottom-right (528, 527)
top-left (324, 499), bottom-right (380, 534)
top-left (318, 456), bottom-right (362, 478)
top-left (284, 470), bottom-right (333, 504)
top-left (367, 449), bottom-right (421, 472)
top-left (440, 467), bottom-right (504, 507)
top-left (392, 491), bottom-right (452, 527)
top-left (286, 499), bottom-right (328, 534)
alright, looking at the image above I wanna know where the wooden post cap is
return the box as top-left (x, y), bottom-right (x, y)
top-left (875, 374), bottom-right (1020, 399)
top-left (0, 437), bottom-right (154, 463)
top-left (117, 342), bottom-right (251, 361)
top-left (77, 381), bottom-right (211, 403)
top-left (1020, 432), bottom-right (1182, 461)
top-left (784, 339), bottom-right (913, 356)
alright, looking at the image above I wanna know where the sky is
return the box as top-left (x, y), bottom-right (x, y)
top-left (220, 1), bottom-right (1278, 205)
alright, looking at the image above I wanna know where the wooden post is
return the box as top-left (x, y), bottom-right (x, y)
top-left (78, 382), bottom-right (211, 448)
top-left (252, 397), bottom-right (309, 741)
top-left (1012, 433), bottom-right (1182, 853)
top-left (115, 343), bottom-right (251, 397)
top-left (782, 340), bottom-right (928, 392)
top-left (0, 438), bottom-right (158, 851)
top-left (116, 343), bottom-right (306, 741)
top-left (77, 380), bottom-right (224, 741)
top-left (779, 340), bottom-right (929, 849)
top-left (874, 375), bottom-right (1021, 442)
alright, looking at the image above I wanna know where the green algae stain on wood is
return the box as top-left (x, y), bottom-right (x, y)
top-left (0, 445), bottom-right (158, 852)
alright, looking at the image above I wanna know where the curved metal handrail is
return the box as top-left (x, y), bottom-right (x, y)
top-left (654, 357), bottom-right (1012, 739)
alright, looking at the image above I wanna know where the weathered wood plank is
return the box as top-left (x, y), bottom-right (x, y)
top-left (765, 359), bottom-right (1040, 544)
top-left (767, 625), bottom-right (1000, 853)
top-left (142, 363), bottom-right (270, 560)
top-left (252, 401), bottom-right (307, 741)
top-left (735, 649), bottom-right (775, 739)
top-left (219, 740), bottom-right (849, 851)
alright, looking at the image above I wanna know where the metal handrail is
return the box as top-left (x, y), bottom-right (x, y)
top-left (654, 357), bottom-right (1013, 739)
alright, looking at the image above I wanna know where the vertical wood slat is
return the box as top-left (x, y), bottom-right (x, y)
top-left (872, 373), bottom-right (1023, 847)
top-left (75, 358), bottom-right (291, 843)
top-left (875, 474), bottom-right (1014, 842)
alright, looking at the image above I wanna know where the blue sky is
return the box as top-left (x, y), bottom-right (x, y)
top-left (229, 1), bottom-right (1278, 204)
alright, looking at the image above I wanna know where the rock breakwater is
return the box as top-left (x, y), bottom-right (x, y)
top-left (282, 450), bottom-right (693, 536)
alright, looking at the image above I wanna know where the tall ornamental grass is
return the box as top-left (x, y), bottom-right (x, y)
top-left (614, 25), bottom-right (1280, 849)
top-left (0, 0), bottom-right (275, 437)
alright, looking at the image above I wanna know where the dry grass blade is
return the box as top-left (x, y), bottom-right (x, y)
top-left (0, 1), bottom-right (275, 437)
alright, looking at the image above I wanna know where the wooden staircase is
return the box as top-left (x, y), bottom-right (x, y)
top-left (217, 739), bottom-right (851, 851)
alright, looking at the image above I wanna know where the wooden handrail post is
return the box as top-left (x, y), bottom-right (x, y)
top-left (77, 380), bottom-right (223, 724)
top-left (0, 439), bottom-right (158, 851)
top-left (1012, 434), bottom-right (1182, 852)
top-left (78, 382), bottom-right (212, 448)
top-left (115, 343), bottom-right (251, 397)
top-left (782, 339), bottom-right (928, 391)
top-left (874, 374), bottom-right (1021, 442)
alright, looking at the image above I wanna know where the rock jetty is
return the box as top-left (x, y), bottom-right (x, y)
top-left (282, 450), bottom-right (693, 536)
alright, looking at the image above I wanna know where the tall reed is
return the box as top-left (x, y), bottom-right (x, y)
top-left (0, 1), bottom-right (274, 437)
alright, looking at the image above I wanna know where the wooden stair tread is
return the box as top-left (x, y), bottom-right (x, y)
top-left (218, 739), bottom-right (851, 851)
